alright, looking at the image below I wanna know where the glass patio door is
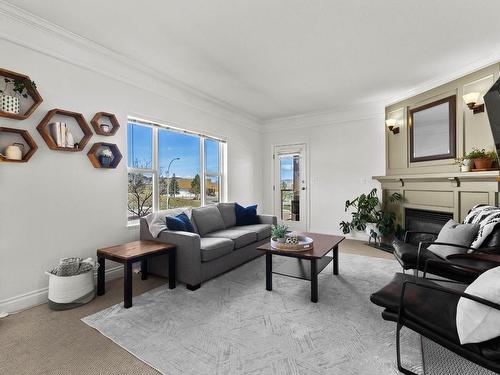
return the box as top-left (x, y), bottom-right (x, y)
top-left (273, 144), bottom-right (307, 231)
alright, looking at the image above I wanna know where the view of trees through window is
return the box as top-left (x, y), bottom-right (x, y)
top-left (127, 120), bottom-right (224, 223)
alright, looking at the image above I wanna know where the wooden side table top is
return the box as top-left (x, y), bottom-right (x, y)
top-left (257, 232), bottom-right (344, 259)
top-left (97, 240), bottom-right (175, 262)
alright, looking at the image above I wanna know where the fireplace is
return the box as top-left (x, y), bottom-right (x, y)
top-left (405, 208), bottom-right (453, 243)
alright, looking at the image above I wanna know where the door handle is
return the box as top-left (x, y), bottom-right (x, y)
top-left (301, 187), bottom-right (306, 190)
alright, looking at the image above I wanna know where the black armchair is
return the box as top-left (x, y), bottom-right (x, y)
top-left (371, 270), bottom-right (500, 374)
top-left (393, 229), bottom-right (500, 283)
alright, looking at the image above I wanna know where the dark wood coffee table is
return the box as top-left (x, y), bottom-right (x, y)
top-left (97, 240), bottom-right (176, 308)
top-left (257, 233), bottom-right (344, 303)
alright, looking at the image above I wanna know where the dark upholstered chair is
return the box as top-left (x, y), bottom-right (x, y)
top-left (392, 228), bottom-right (500, 283)
top-left (370, 270), bottom-right (500, 374)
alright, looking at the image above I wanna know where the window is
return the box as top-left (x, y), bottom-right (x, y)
top-left (127, 118), bottom-right (226, 223)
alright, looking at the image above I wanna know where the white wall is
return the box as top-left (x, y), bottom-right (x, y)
top-left (0, 24), bottom-right (263, 312)
top-left (262, 109), bottom-right (385, 236)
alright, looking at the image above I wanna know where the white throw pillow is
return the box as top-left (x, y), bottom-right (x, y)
top-left (456, 266), bottom-right (500, 344)
top-left (427, 219), bottom-right (479, 259)
top-left (145, 207), bottom-right (192, 237)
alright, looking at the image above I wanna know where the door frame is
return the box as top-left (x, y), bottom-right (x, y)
top-left (272, 142), bottom-right (309, 231)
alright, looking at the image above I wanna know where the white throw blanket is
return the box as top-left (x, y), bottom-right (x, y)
top-left (463, 204), bottom-right (500, 249)
top-left (145, 207), bottom-right (192, 237)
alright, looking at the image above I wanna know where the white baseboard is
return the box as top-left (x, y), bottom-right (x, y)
top-left (0, 265), bottom-right (124, 315)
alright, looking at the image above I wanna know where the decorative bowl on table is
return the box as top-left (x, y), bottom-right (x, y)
top-left (270, 233), bottom-right (314, 251)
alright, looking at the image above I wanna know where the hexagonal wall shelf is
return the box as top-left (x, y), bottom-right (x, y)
top-left (0, 67), bottom-right (43, 120)
top-left (90, 112), bottom-right (120, 136)
top-left (87, 142), bottom-right (122, 169)
top-left (37, 108), bottom-right (93, 151)
top-left (0, 127), bottom-right (38, 163)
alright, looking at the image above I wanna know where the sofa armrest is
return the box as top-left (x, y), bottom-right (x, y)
top-left (140, 218), bottom-right (202, 285)
top-left (258, 214), bottom-right (277, 226)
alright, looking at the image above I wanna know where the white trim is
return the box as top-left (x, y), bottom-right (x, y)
top-left (0, 266), bottom-right (124, 315)
top-left (0, 0), bottom-right (262, 131)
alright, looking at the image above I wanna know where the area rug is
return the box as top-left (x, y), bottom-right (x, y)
top-left (82, 253), bottom-right (422, 374)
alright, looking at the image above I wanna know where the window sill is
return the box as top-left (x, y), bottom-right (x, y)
top-left (127, 222), bottom-right (140, 229)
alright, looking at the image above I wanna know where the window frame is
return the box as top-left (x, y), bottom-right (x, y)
top-left (127, 117), bottom-right (226, 225)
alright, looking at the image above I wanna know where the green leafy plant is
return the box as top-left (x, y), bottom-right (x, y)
top-left (0, 78), bottom-right (36, 99)
top-left (271, 224), bottom-right (289, 239)
top-left (339, 188), bottom-right (402, 237)
top-left (465, 148), bottom-right (497, 161)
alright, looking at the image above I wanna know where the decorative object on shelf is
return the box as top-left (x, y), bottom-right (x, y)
top-left (99, 148), bottom-right (113, 167)
top-left (466, 148), bottom-right (498, 171)
top-left (0, 127), bottom-right (38, 163)
top-left (340, 188), bottom-right (403, 246)
top-left (270, 233), bottom-right (313, 251)
top-left (271, 223), bottom-right (289, 243)
top-left (455, 156), bottom-right (472, 172)
top-left (409, 95), bottom-right (456, 163)
top-left (90, 112), bottom-right (120, 136)
top-left (385, 118), bottom-right (399, 134)
top-left (87, 142), bottom-right (122, 169)
top-left (462, 92), bottom-right (485, 114)
top-left (37, 109), bottom-right (92, 151)
top-left (0, 68), bottom-right (42, 120)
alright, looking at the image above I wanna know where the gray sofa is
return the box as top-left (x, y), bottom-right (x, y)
top-left (140, 203), bottom-right (277, 290)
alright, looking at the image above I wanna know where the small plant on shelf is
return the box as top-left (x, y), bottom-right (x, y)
top-left (0, 78), bottom-right (37, 115)
top-left (0, 78), bottom-right (36, 98)
top-left (271, 224), bottom-right (289, 243)
top-left (465, 148), bottom-right (498, 170)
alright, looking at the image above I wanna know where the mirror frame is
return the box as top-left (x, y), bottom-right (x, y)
top-left (409, 95), bottom-right (456, 163)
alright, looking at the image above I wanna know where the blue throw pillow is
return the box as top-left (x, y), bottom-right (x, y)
top-left (165, 215), bottom-right (187, 231)
top-left (176, 213), bottom-right (194, 233)
top-left (235, 203), bottom-right (259, 226)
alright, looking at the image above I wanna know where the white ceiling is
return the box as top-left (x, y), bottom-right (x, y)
top-left (6, 0), bottom-right (500, 120)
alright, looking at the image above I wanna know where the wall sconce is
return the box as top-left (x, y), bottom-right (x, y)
top-left (462, 92), bottom-right (485, 114)
top-left (385, 118), bottom-right (399, 134)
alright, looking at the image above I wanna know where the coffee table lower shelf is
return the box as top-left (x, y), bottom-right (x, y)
top-left (273, 256), bottom-right (333, 281)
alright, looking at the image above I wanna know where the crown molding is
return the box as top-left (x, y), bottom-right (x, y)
top-left (263, 103), bottom-right (384, 132)
top-left (383, 52), bottom-right (500, 107)
top-left (0, 1), bottom-right (263, 131)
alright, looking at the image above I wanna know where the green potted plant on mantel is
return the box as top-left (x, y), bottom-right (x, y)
top-left (340, 188), bottom-right (402, 245)
top-left (465, 148), bottom-right (498, 171)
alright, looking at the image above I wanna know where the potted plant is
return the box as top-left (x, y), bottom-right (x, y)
top-left (271, 223), bottom-right (289, 243)
top-left (466, 148), bottom-right (498, 170)
top-left (455, 156), bottom-right (472, 172)
top-left (99, 148), bottom-right (113, 167)
top-left (340, 188), bottom-right (402, 244)
top-left (0, 77), bottom-right (36, 115)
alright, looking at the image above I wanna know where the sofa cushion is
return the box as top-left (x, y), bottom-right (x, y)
top-left (200, 237), bottom-right (234, 262)
top-left (229, 224), bottom-right (271, 241)
top-left (217, 202), bottom-right (236, 228)
top-left (192, 205), bottom-right (226, 236)
top-left (428, 220), bottom-right (479, 258)
top-left (205, 229), bottom-right (257, 249)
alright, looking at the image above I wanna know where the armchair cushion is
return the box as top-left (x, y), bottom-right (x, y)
top-left (428, 219), bottom-right (480, 258)
top-left (457, 266), bottom-right (500, 344)
top-left (393, 239), bottom-right (440, 266)
top-left (192, 205), bottom-right (226, 236)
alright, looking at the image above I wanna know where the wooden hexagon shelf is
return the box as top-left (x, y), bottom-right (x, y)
top-left (0, 68), bottom-right (43, 120)
top-left (87, 142), bottom-right (122, 169)
top-left (90, 112), bottom-right (120, 136)
top-left (37, 108), bottom-right (93, 151)
top-left (0, 127), bottom-right (38, 163)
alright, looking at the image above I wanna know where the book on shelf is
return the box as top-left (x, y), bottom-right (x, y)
top-left (49, 122), bottom-right (71, 148)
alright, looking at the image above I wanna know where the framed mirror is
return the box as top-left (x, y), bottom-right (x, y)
top-left (409, 95), bottom-right (456, 162)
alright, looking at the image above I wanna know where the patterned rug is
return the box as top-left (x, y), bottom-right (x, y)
top-left (82, 253), bottom-right (422, 374)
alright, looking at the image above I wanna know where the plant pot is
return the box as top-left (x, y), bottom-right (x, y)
top-left (271, 237), bottom-right (286, 243)
top-left (461, 164), bottom-right (471, 172)
top-left (99, 155), bottom-right (112, 167)
top-left (1, 94), bottom-right (20, 114)
top-left (473, 157), bottom-right (493, 170)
